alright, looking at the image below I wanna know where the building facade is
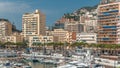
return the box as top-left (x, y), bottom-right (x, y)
top-left (76, 33), bottom-right (97, 43)
top-left (65, 22), bottom-right (84, 33)
top-left (0, 19), bottom-right (12, 36)
top-left (97, 0), bottom-right (120, 44)
top-left (22, 9), bottom-right (46, 40)
top-left (65, 32), bottom-right (76, 44)
top-left (2, 32), bottom-right (23, 43)
top-left (5, 35), bottom-right (24, 43)
top-left (52, 29), bottom-right (68, 43)
top-left (29, 35), bottom-right (53, 47)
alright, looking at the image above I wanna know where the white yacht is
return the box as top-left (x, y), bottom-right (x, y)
top-left (23, 65), bottom-right (32, 68)
top-left (57, 64), bottom-right (77, 68)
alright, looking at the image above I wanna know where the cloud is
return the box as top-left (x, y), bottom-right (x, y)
top-left (0, 2), bottom-right (31, 13)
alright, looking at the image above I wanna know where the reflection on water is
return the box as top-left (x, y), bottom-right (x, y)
top-left (29, 62), bottom-right (56, 68)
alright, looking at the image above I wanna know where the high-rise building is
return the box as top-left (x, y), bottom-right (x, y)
top-left (22, 9), bottom-right (46, 40)
top-left (0, 19), bottom-right (12, 36)
top-left (97, 0), bottom-right (120, 44)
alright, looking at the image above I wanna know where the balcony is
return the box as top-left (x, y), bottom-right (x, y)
top-left (102, 10), bottom-right (119, 14)
top-left (108, 10), bottom-right (119, 13)
top-left (102, 38), bottom-right (109, 41)
top-left (103, 26), bottom-right (116, 29)
top-left (102, 12), bottom-right (110, 16)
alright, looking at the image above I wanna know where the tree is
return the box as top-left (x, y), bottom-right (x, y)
top-left (15, 42), bottom-right (27, 50)
top-left (70, 42), bottom-right (87, 49)
top-left (46, 42), bottom-right (55, 50)
top-left (4, 42), bottom-right (15, 49)
top-left (0, 41), bottom-right (5, 49)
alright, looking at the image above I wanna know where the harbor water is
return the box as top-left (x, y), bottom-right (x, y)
top-left (29, 62), bottom-right (56, 68)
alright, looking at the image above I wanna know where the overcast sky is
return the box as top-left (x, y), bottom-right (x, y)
top-left (0, 0), bottom-right (100, 30)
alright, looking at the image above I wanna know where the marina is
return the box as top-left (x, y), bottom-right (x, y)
top-left (0, 47), bottom-right (119, 68)
top-left (0, 48), bottom-right (90, 68)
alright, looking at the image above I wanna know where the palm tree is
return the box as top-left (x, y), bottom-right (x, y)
top-left (65, 42), bottom-right (70, 50)
top-left (70, 42), bottom-right (87, 49)
top-left (16, 42), bottom-right (22, 48)
top-left (47, 42), bottom-right (55, 50)
top-left (0, 41), bottom-right (5, 49)
top-left (70, 42), bottom-right (79, 49)
top-left (4, 42), bottom-right (15, 49)
top-left (111, 44), bottom-right (119, 55)
top-left (32, 42), bottom-right (42, 51)
top-left (78, 42), bottom-right (87, 48)
top-left (56, 42), bottom-right (64, 50)
top-left (89, 43), bottom-right (97, 48)
top-left (15, 42), bottom-right (27, 50)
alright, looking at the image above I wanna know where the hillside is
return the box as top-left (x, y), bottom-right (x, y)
top-left (63, 5), bottom-right (98, 21)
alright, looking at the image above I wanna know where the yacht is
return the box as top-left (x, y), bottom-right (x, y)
top-left (57, 64), bottom-right (77, 68)
top-left (23, 65), bottom-right (32, 68)
top-left (0, 49), bottom-right (17, 57)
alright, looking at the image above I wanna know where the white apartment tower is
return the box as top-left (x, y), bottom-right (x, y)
top-left (22, 9), bottom-right (46, 40)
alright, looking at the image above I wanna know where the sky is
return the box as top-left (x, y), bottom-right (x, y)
top-left (0, 0), bottom-right (100, 30)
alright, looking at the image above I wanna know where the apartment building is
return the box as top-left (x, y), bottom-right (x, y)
top-left (79, 10), bottom-right (97, 33)
top-left (1, 32), bottom-right (23, 43)
top-left (76, 33), bottom-right (97, 44)
top-left (97, 0), bottom-right (120, 44)
top-left (65, 32), bottom-right (76, 44)
top-left (0, 19), bottom-right (12, 36)
top-left (65, 22), bottom-right (84, 33)
top-left (52, 29), bottom-right (68, 43)
top-left (22, 9), bottom-right (46, 40)
top-left (29, 35), bottom-right (53, 47)
top-left (5, 35), bottom-right (23, 43)
top-left (85, 19), bottom-right (97, 33)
